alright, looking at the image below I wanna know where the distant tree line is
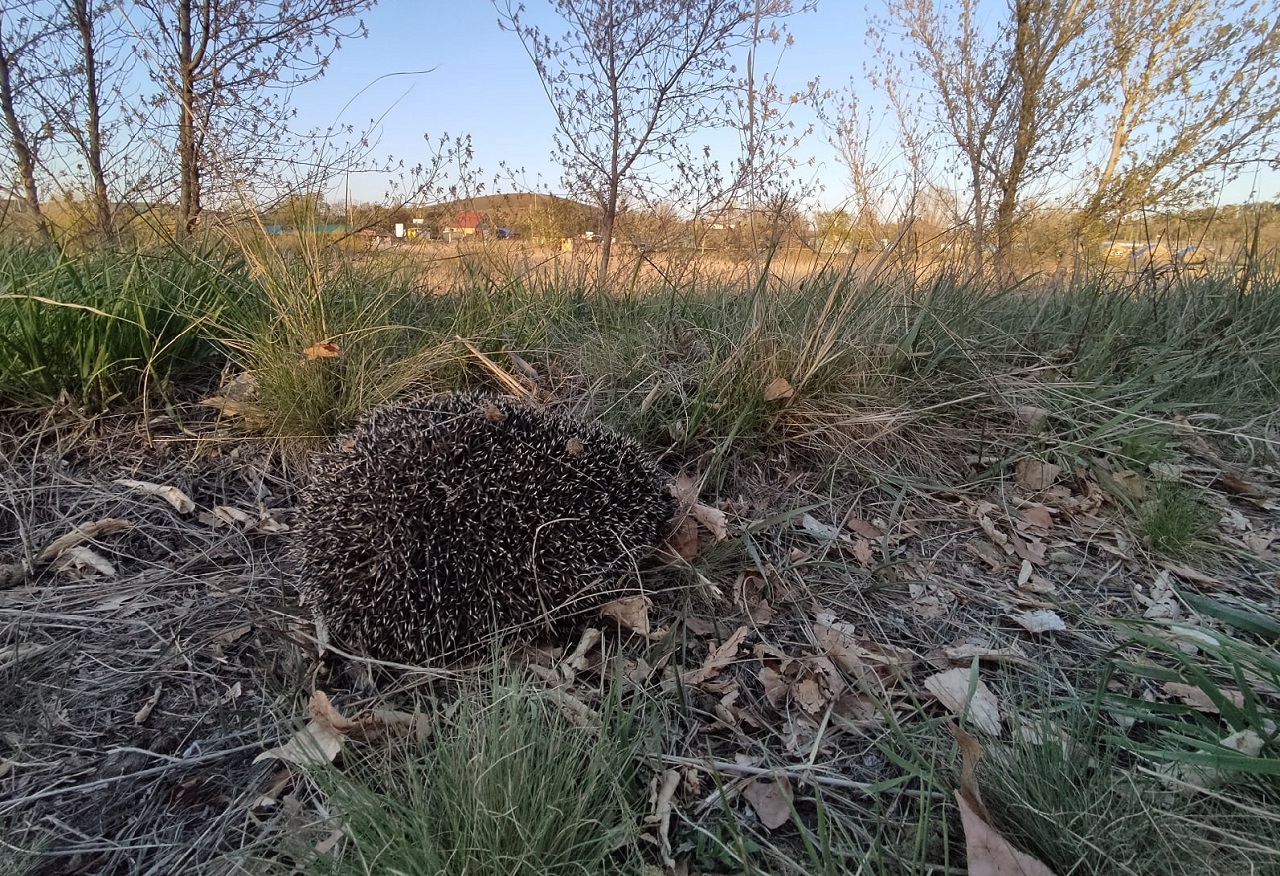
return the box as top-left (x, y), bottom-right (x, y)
top-left (3, 0), bottom-right (1276, 277)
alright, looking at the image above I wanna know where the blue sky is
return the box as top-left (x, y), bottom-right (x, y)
top-left (285, 1), bottom-right (1277, 211)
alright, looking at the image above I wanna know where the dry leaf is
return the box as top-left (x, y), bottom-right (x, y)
top-left (255, 510), bottom-right (290, 533)
top-left (852, 538), bottom-right (874, 568)
top-left (684, 625), bottom-right (750, 687)
top-left (793, 676), bottom-right (828, 715)
top-left (759, 665), bottom-right (791, 707)
top-left (950, 722), bottom-right (1058, 876)
top-left (1017, 504), bottom-right (1055, 530)
top-left (56, 545), bottom-right (116, 577)
top-left (1016, 459), bottom-right (1062, 491)
top-left (600, 595), bottom-right (653, 637)
top-left (743, 775), bottom-right (794, 830)
top-left (846, 517), bottom-right (884, 539)
top-left (0, 642), bottom-right (47, 672)
top-left (965, 539), bottom-right (1006, 571)
top-left (212, 505), bottom-right (256, 528)
top-left (1163, 682), bottom-right (1245, 713)
top-left (649, 768), bottom-right (682, 870)
top-left (1141, 571), bottom-right (1181, 620)
top-left (671, 471), bottom-right (701, 510)
top-left (801, 514), bottom-right (847, 543)
top-left (812, 613), bottom-right (915, 690)
top-left (692, 503), bottom-right (729, 541)
top-left (923, 668), bottom-right (1002, 735)
top-left (667, 515), bottom-right (701, 561)
top-left (505, 348), bottom-right (540, 381)
top-left (763, 376), bottom-right (795, 402)
top-left (1010, 610), bottom-right (1066, 634)
top-left (735, 574), bottom-right (774, 625)
top-left (302, 340), bottom-right (341, 360)
top-left (36, 517), bottom-right (132, 564)
top-left (1015, 405), bottom-right (1051, 430)
top-left (134, 685), bottom-right (162, 725)
top-left (115, 479), bottom-right (195, 514)
top-left (255, 691), bottom-right (350, 767)
top-left (956, 790), bottom-right (1058, 876)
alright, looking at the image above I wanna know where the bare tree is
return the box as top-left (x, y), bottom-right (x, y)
top-left (1078, 0), bottom-right (1280, 228)
top-left (0, 1), bottom-right (58, 239)
top-left (723, 1), bottom-right (817, 270)
top-left (989, 0), bottom-right (1095, 267)
top-left (127, 0), bottom-right (375, 235)
top-left (496, 0), bottom-right (782, 276)
top-left (868, 0), bottom-right (1094, 274)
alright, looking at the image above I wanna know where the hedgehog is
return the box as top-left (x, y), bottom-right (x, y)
top-left (292, 392), bottom-right (674, 665)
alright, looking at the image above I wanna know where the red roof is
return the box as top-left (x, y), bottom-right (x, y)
top-left (452, 211), bottom-right (487, 229)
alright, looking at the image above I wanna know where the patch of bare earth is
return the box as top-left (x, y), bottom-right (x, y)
top-left (0, 410), bottom-right (305, 875)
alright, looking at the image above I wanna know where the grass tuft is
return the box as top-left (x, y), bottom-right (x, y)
top-left (291, 669), bottom-right (646, 876)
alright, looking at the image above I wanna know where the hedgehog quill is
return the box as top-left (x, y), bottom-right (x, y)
top-left (292, 392), bottom-right (674, 665)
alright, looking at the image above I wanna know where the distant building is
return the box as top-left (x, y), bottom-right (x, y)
top-left (443, 211), bottom-right (492, 240)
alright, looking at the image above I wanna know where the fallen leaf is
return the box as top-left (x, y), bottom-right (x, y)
top-left (1149, 462), bottom-right (1184, 481)
top-left (1010, 610), bottom-right (1066, 634)
top-left (255, 510), bottom-right (290, 533)
top-left (692, 503), bottom-right (729, 541)
top-left (1017, 504), bottom-right (1055, 530)
top-left (793, 676), bottom-right (828, 715)
top-left (763, 376), bottom-right (795, 402)
top-left (1015, 405), bottom-right (1050, 431)
top-left (735, 574), bottom-right (774, 625)
top-left (648, 769), bottom-right (681, 870)
top-left (1107, 469), bottom-right (1147, 501)
top-left (36, 518), bottom-right (132, 564)
top-left (853, 538), bottom-right (874, 568)
top-left (600, 595), bottom-right (653, 637)
top-left (255, 691), bottom-right (350, 767)
top-left (956, 789), bottom-right (1058, 876)
top-left (1163, 682), bottom-right (1245, 713)
top-left (667, 515), bottom-right (701, 561)
top-left (965, 539), bottom-right (1005, 571)
top-left (134, 685), bottom-right (162, 725)
top-left (505, 348), bottom-right (540, 381)
top-left (684, 625), bottom-right (750, 688)
top-left (1016, 459), bottom-right (1062, 491)
top-left (0, 642), bottom-right (47, 672)
top-left (759, 665), bottom-right (791, 707)
top-left (303, 340), bottom-right (341, 360)
top-left (1010, 535), bottom-right (1046, 565)
top-left (212, 505), bottom-right (256, 528)
top-left (55, 545), bottom-right (116, 577)
top-left (1141, 570), bottom-right (1181, 620)
top-left (801, 514), bottom-right (847, 543)
top-left (923, 668), bottom-right (1002, 735)
top-left (115, 479), bottom-right (195, 514)
top-left (846, 517), bottom-right (884, 539)
top-left (743, 775), bottom-right (794, 830)
top-left (813, 613), bottom-right (915, 690)
top-left (951, 722), bottom-right (1058, 876)
top-left (671, 471), bottom-right (701, 510)
top-left (929, 642), bottom-right (1030, 667)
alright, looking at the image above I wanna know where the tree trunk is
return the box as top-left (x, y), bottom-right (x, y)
top-left (176, 0), bottom-right (200, 236)
top-left (71, 0), bottom-right (113, 239)
top-left (0, 38), bottom-right (51, 241)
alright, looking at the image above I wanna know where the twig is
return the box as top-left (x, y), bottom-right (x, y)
top-left (0, 741), bottom-right (268, 814)
top-left (660, 754), bottom-right (946, 801)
